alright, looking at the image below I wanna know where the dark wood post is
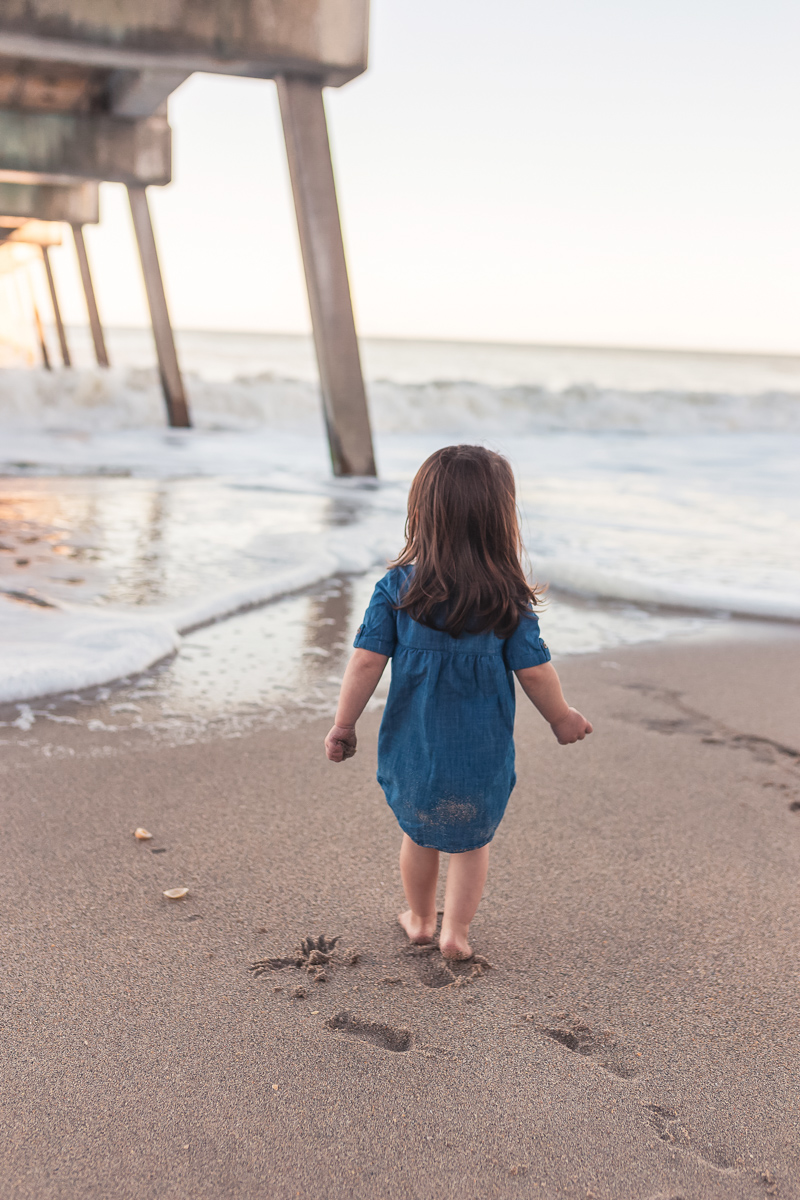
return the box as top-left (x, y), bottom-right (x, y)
top-left (31, 301), bottom-right (51, 370)
top-left (72, 224), bottom-right (109, 367)
top-left (127, 184), bottom-right (191, 428)
top-left (41, 245), bottom-right (71, 367)
top-left (277, 76), bottom-right (375, 476)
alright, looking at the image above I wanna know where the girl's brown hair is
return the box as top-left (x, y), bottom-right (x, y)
top-left (391, 444), bottom-right (542, 638)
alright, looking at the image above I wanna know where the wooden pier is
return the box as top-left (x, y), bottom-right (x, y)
top-left (0, 1), bottom-right (376, 472)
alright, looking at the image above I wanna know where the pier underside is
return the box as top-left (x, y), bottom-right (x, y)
top-left (0, 0), bottom-right (376, 470)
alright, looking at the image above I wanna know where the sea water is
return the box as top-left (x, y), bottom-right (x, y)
top-left (0, 330), bottom-right (798, 736)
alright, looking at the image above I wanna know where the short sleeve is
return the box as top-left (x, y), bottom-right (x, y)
top-left (353, 573), bottom-right (398, 657)
top-left (502, 609), bottom-right (551, 670)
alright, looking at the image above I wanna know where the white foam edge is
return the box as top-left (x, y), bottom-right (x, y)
top-left (0, 539), bottom-right (394, 706)
top-left (3, 547), bottom-right (797, 709)
top-left (1, 366), bottom-right (800, 436)
top-left (536, 558), bottom-right (800, 622)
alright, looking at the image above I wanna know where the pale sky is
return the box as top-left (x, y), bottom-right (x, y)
top-left (48, 0), bottom-right (800, 353)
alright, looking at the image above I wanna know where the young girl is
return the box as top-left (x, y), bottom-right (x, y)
top-left (325, 445), bottom-right (592, 960)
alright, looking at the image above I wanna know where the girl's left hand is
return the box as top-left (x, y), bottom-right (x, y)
top-left (550, 707), bottom-right (593, 745)
top-left (325, 724), bottom-right (357, 761)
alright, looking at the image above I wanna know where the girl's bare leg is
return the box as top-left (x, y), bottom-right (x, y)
top-left (397, 834), bottom-right (440, 944)
top-left (439, 844), bottom-right (490, 959)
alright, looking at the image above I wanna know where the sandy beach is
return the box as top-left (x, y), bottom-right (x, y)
top-left (1, 3), bottom-right (798, 1195)
top-left (2, 624), bottom-right (798, 1199)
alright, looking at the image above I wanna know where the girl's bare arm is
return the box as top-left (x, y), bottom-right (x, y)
top-left (515, 662), bottom-right (593, 744)
top-left (325, 648), bottom-right (389, 762)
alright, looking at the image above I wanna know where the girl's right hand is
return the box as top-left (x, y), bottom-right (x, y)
top-left (325, 724), bottom-right (357, 762)
top-left (550, 707), bottom-right (593, 745)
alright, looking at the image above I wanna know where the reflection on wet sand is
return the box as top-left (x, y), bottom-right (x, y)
top-left (305, 577), bottom-right (353, 657)
top-left (102, 484), bottom-right (169, 605)
top-left (0, 477), bottom-right (174, 606)
top-left (0, 475), bottom-right (374, 611)
top-left (0, 573), bottom-right (381, 749)
top-left (0, 471), bottom-right (394, 748)
top-left (323, 492), bottom-right (373, 529)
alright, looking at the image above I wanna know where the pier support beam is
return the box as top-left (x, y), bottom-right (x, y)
top-left (32, 301), bottom-right (51, 370)
top-left (40, 244), bottom-right (71, 367)
top-left (127, 185), bottom-right (190, 428)
top-left (0, 180), bottom-right (99, 226)
top-left (277, 76), bottom-right (375, 477)
top-left (72, 224), bottom-right (109, 368)
top-left (0, 111), bottom-right (171, 188)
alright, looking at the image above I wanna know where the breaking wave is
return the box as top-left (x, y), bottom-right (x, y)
top-left (0, 366), bottom-right (798, 434)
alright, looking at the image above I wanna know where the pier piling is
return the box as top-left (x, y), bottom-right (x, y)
top-left (71, 224), bottom-right (109, 368)
top-left (41, 245), bottom-right (71, 367)
top-left (127, 185), bottom-right (190, 429)
top-left (278, 77), bottom-right (376, 477)
top-left (32, 302), bottom-right (51, 371)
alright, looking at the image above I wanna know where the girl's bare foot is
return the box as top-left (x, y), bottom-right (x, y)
top-left (398, 909), bottom-right (437, 944)
top-left (439, 921), bottom-right (472, 960)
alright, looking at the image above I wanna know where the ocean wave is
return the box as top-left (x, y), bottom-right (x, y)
top-left (0, 366), bottom-right (798, 434)
top-left (1, 365), bottom-right (797, 707)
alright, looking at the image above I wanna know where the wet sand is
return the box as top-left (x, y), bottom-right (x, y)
top-left (2, 627), bottom-right (799, 1199)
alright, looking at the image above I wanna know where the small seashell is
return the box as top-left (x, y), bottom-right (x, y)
top-left (134, 828), bottom-right (153, 840)
top-left (163, 887), bottom-right (189, 899)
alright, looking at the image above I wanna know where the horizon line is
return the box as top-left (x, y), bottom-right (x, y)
top-left (57, 325), bottom-right (800, 363)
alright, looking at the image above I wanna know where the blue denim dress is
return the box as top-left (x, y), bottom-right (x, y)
top-left (353, 566), bottom-right (552, 853)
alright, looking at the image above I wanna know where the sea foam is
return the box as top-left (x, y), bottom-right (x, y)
top-left (0, 365), bottom-right (799, 435)
top-left (0, 358), bottom-right (798, 707)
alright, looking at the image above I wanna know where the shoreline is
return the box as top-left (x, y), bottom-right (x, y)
top-left (1, 421), bottom-right (797, 708)
top-left (2, 630), bottom-right (799, 1197)
top-left (1, 595), bottom-right (791, 751)
top-left (2, 574), bottom-right (799, 715)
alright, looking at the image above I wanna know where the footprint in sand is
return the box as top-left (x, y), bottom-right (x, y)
top-left (403, 945), bottom-right (492, 989)
top-left (539, 1013), bottom-right (640, 1078)
top-left (644, 1104), bottom-right (691, 1147)
top-left (643, 1104), bottom-right (742, 1173)
top-left (326, 1011), bottom-right (411, 1053)
top-left (404, 946), bottom-right (456, 989)
top-left (623, 685), bottom-right (800, 771)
